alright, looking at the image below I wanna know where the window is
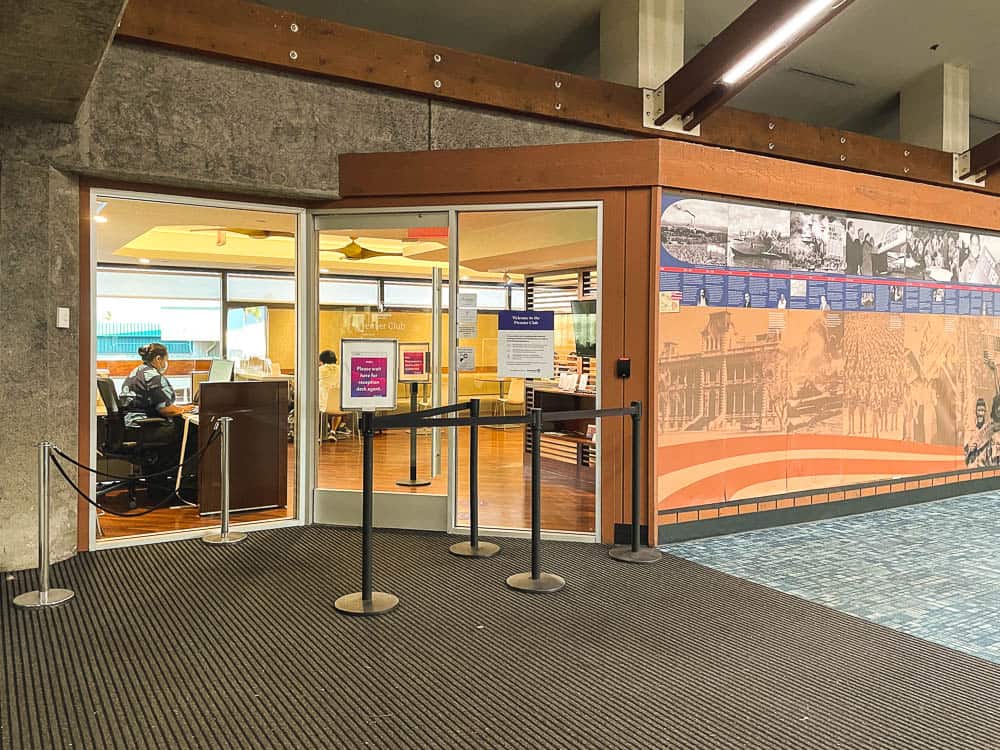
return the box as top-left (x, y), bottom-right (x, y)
top-left (320, 278), bottom-right (378, 306)
top-left (96, 269), bottom-right (222, 359)
top-left (384, 281), bottom-right (433, 309)
top-left (227, 274), bottom-right (295, 304)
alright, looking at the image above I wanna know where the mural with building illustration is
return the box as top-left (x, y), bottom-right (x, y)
top-left (657, 194), bottom-right (1000, 518)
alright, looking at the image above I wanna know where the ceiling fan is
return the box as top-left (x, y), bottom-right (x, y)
top-left (189, 227), bottom-right (295, 246)
top-left (334, 239), bottom-right (404, 261)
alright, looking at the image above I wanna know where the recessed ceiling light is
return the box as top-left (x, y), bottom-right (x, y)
top-left (138, 258), bottom-right (151, 264)
top-left (93, 215), bottom-right (108, 224)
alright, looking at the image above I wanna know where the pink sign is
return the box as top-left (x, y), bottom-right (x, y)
top-left (350, 357), bottom-right (388, 398)
top-left (402, 350), bottom-right (426, 376)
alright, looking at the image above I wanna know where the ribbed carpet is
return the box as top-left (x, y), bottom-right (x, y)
top-left (3, 527), bottom-right (1000, 749)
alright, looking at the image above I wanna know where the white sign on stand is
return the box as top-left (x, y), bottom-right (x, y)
top-left (497, 311), bottom-right (555, 379)
top-left (340, 338), bottom-right (398, 411)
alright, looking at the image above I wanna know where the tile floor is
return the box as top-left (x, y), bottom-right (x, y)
top-left (668, 492), bottom-right (1000, 664)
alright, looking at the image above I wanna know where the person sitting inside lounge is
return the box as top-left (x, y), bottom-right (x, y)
top-left (119, 342), bottom-right (195, 475)
top-left (318, 349), bottom-right (350, 439)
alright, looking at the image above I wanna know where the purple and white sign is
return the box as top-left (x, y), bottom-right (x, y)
top-left (497, 311), bottom-right (555, 379)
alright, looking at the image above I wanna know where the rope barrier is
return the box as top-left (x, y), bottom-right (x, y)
top-left (48, 428), bottom-right (222, 518)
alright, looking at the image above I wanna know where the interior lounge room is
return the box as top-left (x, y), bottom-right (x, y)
top-left (86, 190), bottom-right (601, 547)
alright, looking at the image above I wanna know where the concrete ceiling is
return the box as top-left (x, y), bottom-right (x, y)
top-left (0, 0), bottom-right (127, 121)
top-left (259, 0), bottom-right (1000, 143)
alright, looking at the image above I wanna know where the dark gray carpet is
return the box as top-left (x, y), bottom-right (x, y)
top-left (3, 526), bottom-right (1000, 749)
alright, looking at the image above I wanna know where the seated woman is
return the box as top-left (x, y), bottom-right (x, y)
top-left (119, 343), bottom-right (195, 484)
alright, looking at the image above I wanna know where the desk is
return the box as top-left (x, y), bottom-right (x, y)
top-left (526, 384), bottom-right (597, 486)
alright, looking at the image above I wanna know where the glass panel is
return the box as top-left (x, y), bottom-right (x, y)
top-left (315, 212), bottom-right (450, 509)
top-left (384, 281), bottom-right (433, 308)
top-left (92, 194), bottom-right (298, 541)
top-left (320, 278), bottom-right (379, 306)
top-left (227, 274), bottom-right (295, 303)
top-left (454, 207), bottom-right (600, 535)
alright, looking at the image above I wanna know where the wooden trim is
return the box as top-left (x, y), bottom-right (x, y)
top-left (78, 187), bottom-right (92, 553)
top-left (340, 141), bottom-right (662, 197)
top-left (969, 132), bottom-right (1000, 178)
top-left (116, 0), bottom-right (1000, 197)
top-left (655, 138), bottom-right (1000, 233)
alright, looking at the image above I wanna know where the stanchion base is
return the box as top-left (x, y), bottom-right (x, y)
top-left (506, 572), bottom-right (565, 593)
top-left (334, 591), bottom-right (399, 616)
top-left (13, 588), bottom-right (75, 609)
top-left (203, 531), bottom-right (247, 545)
top-left (449, 540), bottom-right (500, 558)
top-left (395, 479), bottom-right (432, 487)
top-left (608, 545), bottom-right (662, 564)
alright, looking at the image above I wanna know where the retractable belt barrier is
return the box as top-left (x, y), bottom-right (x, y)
top-left (12, 417), bottom-right (240, 610)
top-left (336, 398), bottom-right (658, 616)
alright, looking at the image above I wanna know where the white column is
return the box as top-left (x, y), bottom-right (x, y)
top-left (600, 0), bottom-right (683, 90)
top-left (900, 63), bottom-right (970, 153)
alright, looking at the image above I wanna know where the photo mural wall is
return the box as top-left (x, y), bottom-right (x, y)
top-left (656, 192), bottom-right (1000, 522)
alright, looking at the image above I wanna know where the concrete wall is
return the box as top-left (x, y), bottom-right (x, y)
top-left (0, 41), bottom-right (623, 571)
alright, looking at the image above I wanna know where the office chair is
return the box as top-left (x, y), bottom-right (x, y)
top-left (95, 378), bottom-right (176, 509)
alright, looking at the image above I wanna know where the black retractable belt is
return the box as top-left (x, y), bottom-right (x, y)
top-left (396, 382), bottom-right (431, 488)
top-left (450, 398), bottom-right (500, 558)
top-left (609, 401), bottom-right (662, 564)
top-left (335, 411), bottom-right (399, 616)
top-left (506, 407), bottom-right (565, 593)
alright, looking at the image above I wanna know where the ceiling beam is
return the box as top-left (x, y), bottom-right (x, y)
top-left (959, 133), bottom-right (1000, 180)
top-left (654, 0), bottom-right (857, 130)
top-left (115, 0), bottom-right (1000, 198)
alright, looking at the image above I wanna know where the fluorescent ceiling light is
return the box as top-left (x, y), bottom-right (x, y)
top-left (721, 0), bottom-right (837, 86)
top-left (138, 258), bottom-right (151, 264)
top-left (93, 215), bottom-right (108, 224)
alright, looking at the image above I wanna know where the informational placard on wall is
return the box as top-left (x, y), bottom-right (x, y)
top-left (457, 292), bottom-right (478, 339)
top-left (497, 311), bottom-right (555, 378)
top-left (340, 338), bottom-right (398, 411)
top-left (456, 346), bottom-right (475, 372)
top-left (398, 342), bottom-right (431, 383)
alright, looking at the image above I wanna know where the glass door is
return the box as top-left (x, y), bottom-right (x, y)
top-left (452, 205), bottom-right (601, 537)
top-left (310, 211), bottom-right (452, 530)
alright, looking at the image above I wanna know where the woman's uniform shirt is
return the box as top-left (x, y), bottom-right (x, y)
top-left (119, 363), bottom-right (176, 427)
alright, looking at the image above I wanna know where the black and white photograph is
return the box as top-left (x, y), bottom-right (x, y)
top-left (961, 233), bottom-right (1000, 285)
top-left (846, 218), bottom-right (906, 277)
top-left (890, 285), bottom-right (904, 302)
top-left (789, 211), bottom-right (846, 272)
top-left (660, 198), bottom-right (729, 266)
top-left (727, 204), bottom-right (792, 271)
top-left (906, 226), bottom-right (961, 282)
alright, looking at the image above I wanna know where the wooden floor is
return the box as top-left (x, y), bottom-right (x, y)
top-left (98, 427), bottom-right (594, 540)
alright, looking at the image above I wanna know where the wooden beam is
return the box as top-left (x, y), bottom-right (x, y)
top-left (116, 0), bottom-right (1000, 197)
top-left (967, 132), bottom-right (1000, 178)
top-left (656, 0), bottom-right (857, 129)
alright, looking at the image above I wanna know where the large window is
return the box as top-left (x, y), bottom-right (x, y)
top-left (96, 269), bottom-right (222, 359)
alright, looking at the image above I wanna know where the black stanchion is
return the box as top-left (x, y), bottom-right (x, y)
top-left (450, 399), bottom-right (500, 558)
top-left (507, 407), bottom-right (565, 593)
top-left (609, 401), bottom-right (662, 564)
top-left (396, 382), bottom-right (431, 488)
top-left (335, 411), bottom-right (399, 616)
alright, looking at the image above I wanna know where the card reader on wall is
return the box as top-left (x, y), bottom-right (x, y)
top-left (616, 357), bottom-right (631, 379)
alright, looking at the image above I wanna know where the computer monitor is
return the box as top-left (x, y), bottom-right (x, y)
top-left (207, 358), bottom-right (235, 383)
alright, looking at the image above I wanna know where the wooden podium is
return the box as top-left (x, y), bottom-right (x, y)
top-left (197, 380), bottom-right (288, 514)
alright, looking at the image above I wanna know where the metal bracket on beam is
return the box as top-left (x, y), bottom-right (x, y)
top-left (954, 152), bottom-right (987, 187)
top-left (643, 88), bottom-right (700, 136)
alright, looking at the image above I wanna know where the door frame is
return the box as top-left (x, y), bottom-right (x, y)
top-left (309, 199), bottom-right (604, 543)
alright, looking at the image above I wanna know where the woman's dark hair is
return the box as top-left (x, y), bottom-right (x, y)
top-left (319, 349), bottom-right (337, 365)
top-left (138, 342), bottom-right (168, 364)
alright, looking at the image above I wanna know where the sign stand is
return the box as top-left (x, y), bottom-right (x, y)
top-left (336, 411), bottom-right (400, 616)
top-left (396, 382), bottom-right (431, 488)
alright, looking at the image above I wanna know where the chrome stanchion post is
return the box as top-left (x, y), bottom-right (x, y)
top-left (610, 401), bottom-right (661, 564)
top-left (204, 417), bottom-right (245, 545)
top-left (507, 408), bottom-right (564, 593)
top-left (13, 442), bottom-right (74, 609)
top-left (450, 398), bottom-right (499, 558)
top-left (336, 411), bottom-right (399, 616)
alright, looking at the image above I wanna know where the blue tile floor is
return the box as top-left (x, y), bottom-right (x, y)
top-left (667, 492), bottom-right (1000, 664)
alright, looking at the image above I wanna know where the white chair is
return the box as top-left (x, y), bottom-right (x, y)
top-left (499, 378), bottom-right (526, 416)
